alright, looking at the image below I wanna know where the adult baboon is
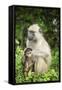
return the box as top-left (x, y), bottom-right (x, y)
top-left (26, 24), bottom-right (51, 73)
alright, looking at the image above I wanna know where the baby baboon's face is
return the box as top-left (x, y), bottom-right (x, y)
top-left (26, 51), bottom-right (32, 57)
top-left (24, 48), bottom-right (32, 58)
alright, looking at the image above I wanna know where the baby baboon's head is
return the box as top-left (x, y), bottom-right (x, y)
top-left (24, 48), bottom-right (32, 57)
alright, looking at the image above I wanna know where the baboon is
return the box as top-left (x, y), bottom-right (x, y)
top-left (24, 48), bottom-right (34, 77)
top-left (26, 24), bottom-right (51, 74)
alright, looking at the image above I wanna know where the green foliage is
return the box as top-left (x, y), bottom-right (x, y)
top-left (16, 7), bottom-right (60, 49)
top-left (51, 48), bottom-right (59, 71)
top-left (15, 46), bottom-right (24, 83)
top-left (15, 46), bottom-right (59, 83)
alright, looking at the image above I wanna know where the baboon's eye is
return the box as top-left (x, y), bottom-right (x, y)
top-left (29, 31), bottom-right (35, 34)
top-left (39, 29), bottom-right (43, 34)
top-left (39, 29), bottom-right (41, 32)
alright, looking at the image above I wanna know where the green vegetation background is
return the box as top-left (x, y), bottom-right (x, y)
top-left (15, 7), bottom-right (60, 83)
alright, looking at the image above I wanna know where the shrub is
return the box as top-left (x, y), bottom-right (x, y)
top-left (15, 46), bottom-right (59, 83)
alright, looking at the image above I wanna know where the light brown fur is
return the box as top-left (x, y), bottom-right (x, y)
top-left (26, 24), bottom-right (51, 73)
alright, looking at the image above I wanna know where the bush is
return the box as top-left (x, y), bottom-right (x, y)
top-left (15, 46), bottom-right (59, 83)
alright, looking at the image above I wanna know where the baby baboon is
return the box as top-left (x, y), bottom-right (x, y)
top-left (24, 48), bottom-right (34, 77)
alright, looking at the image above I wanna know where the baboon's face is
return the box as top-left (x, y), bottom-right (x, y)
top-left (27, 24), bottom-right (41, 42)
top-left (25, 51), bottom-right (32, 57)
top-left (28, 31), bottom-right (37, 41)
top-left (28, 31), bottom-right (35, 41)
